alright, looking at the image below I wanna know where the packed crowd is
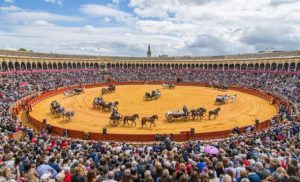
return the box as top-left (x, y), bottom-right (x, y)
top-left (0, 69), bottom-right (299, 182)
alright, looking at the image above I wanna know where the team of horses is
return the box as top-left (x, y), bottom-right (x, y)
top-left (110, 113), bottom-right (158, 128)
top-left (93, 97), bottom-right (119, 112)
top-left (102, 85), bottom-right (116, 95)
top-left (144, 89), bottom-right (161, 101)
top-left (215, 94), bottom-right (237, 105)
top-left (165, 107), bottom-right (221, 122)
top-left (50, 101), bottom-right (75, 121)
top-left (63, 88), bottom-right (84, 96)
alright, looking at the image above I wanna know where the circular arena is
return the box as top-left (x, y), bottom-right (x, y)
top-left (1, 50), bottom-right (300, 182)
top-left (29, 83), bottom-right (277, 135)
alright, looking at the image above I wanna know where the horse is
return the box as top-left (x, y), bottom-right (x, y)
top-left (229, 94), bottom-right (237, 102)
top-left (100, 101), bottom-right (118, 112)
top-left (73, 88), bottom-right (84, 95)
top-left (190, 107), bottom-right (207, 120)
top-left (93, 97), bottom-right (104, 109)
top-left (208, 108), bottom-right (221, 120)
top-left (123, 114), bottom-right (139, 126)
top-left (141, 115), bottom-right (158, 128)
top-left (215, 95), bottom-right (228, 105)
top-left (62, 111), bottom-right (75, 121)
top-left (53, 106), bottom-right (64, 116)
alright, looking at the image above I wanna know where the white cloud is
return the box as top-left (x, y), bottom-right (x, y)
top-left (80, 4), bottom-right (132, 21)
top-left (0, 6), bottom-right (83, 24)
top-left (44, 0), bottom-right (63, 6)
top-left (1, 1), bottom-right (300, 56)
top-left (0, 5), bottom-right (21, 12)
top-left (103, 17), bottom-right (111, 22)
top-left (4, 0), bottom-right (15, 3)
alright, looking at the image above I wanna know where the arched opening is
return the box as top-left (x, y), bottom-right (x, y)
top-left (247, 64), bottom-right (253, 70)
top-left (20, 62), bottom-right (26, 70)
top-left (254, 63), bottom-right (259, 70)
top-left (111, 64), bottom-right (115, 69)
top-left (175, 64), bottom-right (178, 69)
top-left (218, 64), bottom-right (223, 70)
top-left (43, 63), bottom-right (47, 70)
top-left (53, 63), bottom-right (58, 69)
top-left (72, 63), bottom-right (76, 68)
top-left (100, 63), bottom-right (105, 69)
top-left (271, 63), bottom-right (276, 71)
top-left (259, 63), bottom-right (264, 70)
top-left (290, 62), bottom-right (295, 71)
top-left (58, 63), bottom-right (62, 69)
top-left (63, 63), bottom-right (67, 69)
top-left (265, 63), bottom-right (270, 70)
top-left (85, 63), bottom-right (89, 68)
top-left (179, 64), bottom-right (183, 69)
top-left (32, 63), bottom-right (37, 69)
top-left (200, 64), bottom-right (203, 69)
top-left (48, 63), bottom-right (53, 70)
top-left (224, 64), bottom-right (228, 70)
top-left (277, 63), bottom-right (283, 71)
top-left (67, 63), bottom-right (72, 69)
top-left (37, 62), bottom-right (42, 70)
top-left (2, 62), bottom-right (8, 71)
top-left (8, 62), bottom-right (14, 70)
top-left (90, 63), bottom-right (94, 69)
top-left (296, 62), bottom-right (300, 71)
top-left (283, 63), bottom-right (289, 71)
top-left (213, 64), bottom-right (218, 70)
top-left (15, 62), bottom-right (20, 70)
top-left (107, 63), bottom-right (111, 69)
top-left (235, 64), bottom-right (240, 70)
top-left (229, 64), bottom-right (234, 70)
top-left (204, 64), bottom-right (207, 69)
top-left (26, 62), bottom-right (31, 70)
top-left (241, 64), bottom-right (247, 70)
top-left (208, 64), bottom-right (212, 70)
top-left (81, 63), bottom-right (85, 68)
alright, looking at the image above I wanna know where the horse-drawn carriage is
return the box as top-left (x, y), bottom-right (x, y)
top-left (93, 97), bottom-right (118, 112)
top-left (215, 94), bottom-right (237, 105)
top-left (215, 95), bottom-right (229, 105)
top-left (50, 101), bottom-right (64, 115)
top-left (61, 111), bottom-right (75, 121)
top-left (144, 89), bottom-right (161, 101)
top-left (102, 85), bottom-right (116, 95)
top-left (165, 111), bottom-right (190, 121)
top-left (162, 83), bottom-right (175, 89)
top-left (63, 88), bottom-right (85, 96)
top-left (50, 101), bottom-right (75, 121)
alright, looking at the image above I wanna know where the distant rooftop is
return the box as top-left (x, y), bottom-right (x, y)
top-left (1, 49), bottom-right (300, 61)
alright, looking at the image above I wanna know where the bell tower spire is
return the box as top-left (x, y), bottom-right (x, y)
top-left (147, 44), bottom-right (151, 57)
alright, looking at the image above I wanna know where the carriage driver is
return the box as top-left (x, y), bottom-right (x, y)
top-left (111, 108), bottom-right (120, 119)
top-left (183, 105), bottom-right (188, 115)
top-left (151, 90), bottom-right (156, 97)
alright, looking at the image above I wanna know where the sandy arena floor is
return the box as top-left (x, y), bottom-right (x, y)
top-left (28, 85), bottom-right (277, 134)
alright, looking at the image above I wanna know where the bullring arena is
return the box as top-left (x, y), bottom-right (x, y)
top-left (2, 50), bottom-right (299, 141)
top-left (28, 83), bottom-right (277, 135)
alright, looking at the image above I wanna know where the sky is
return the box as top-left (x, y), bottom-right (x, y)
top-left (0, 0), bottom-right (300, 57)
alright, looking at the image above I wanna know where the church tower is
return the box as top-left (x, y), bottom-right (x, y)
top-left (147, 44), bottom-right (151, 57)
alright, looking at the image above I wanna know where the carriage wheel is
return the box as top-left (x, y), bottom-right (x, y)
top-left (166, 115), bottom-right (174, 122)
top-left (110, 120), bottom-right (118, 127)
top-left (184, 115), bottom-right (190, 121)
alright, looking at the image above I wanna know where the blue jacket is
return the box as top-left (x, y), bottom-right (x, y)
top-left (248, 173), bottom-right (261, 182)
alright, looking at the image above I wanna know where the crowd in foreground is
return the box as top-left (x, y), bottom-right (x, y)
top-left (0, 69), bottom-right (299, 182)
